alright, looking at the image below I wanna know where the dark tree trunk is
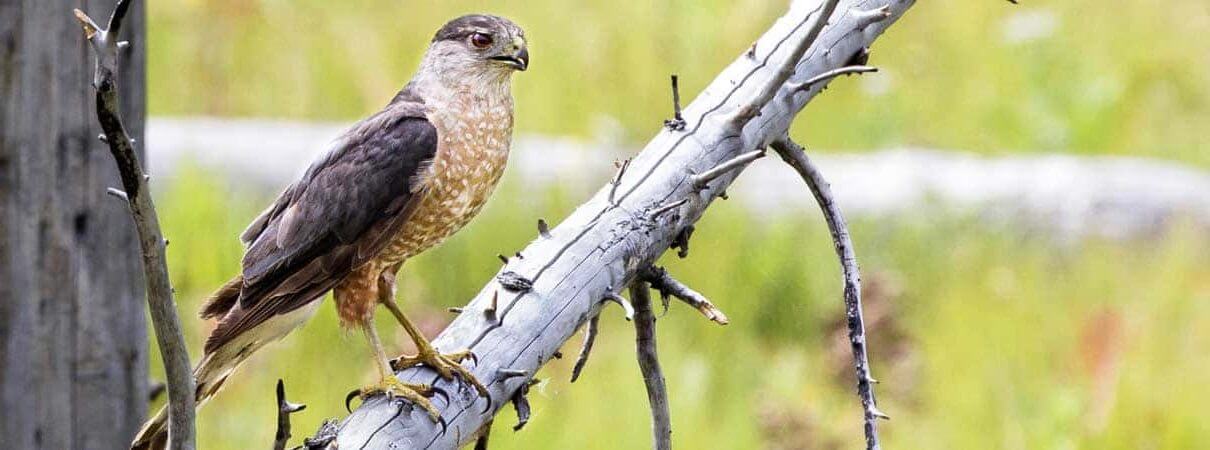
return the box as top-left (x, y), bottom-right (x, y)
top-left (0, 0), bottom-right (147, 448)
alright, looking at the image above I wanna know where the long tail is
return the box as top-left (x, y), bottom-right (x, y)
top-left (131, 277), bottom-right (246, 450)
top-left (130, 275), bottom-right (321, 450)
top-left (130, 352), bottom-right (243, 450)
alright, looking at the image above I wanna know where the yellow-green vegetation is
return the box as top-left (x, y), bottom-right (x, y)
top-left (147, 0), bottom-right (1209, 166)
top-left (143, 1), bottom-right (1210, 448)
top-left (149, 167), bottom-right (1209, 449)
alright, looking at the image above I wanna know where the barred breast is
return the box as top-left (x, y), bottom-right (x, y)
top-left (379, 94), bottom-right (514, 264)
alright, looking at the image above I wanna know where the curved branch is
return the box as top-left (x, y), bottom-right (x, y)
top-left (771, 136), bottom-right (888, 450)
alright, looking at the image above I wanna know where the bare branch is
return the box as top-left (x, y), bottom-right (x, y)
top-left (75, 2), bottom-right (196, 449)
top-left (771, 135), bottom-right (887, 450)
top-left (274, 379), bottom-right (307, 450)
top-left (640, 265), bottom-right (729, 325)
top-left (786, 65), bottom-right (878, 93)
top-left (691, 150), bottom-right (766, 190)
top-left (731, 0), bottom-right (841, 126)
top-left (570, 314), bottom-right (601, 383)
top-left (650, 199), bottom-right (688, 219)
top-left (631, 282), bottom-right (671, 450)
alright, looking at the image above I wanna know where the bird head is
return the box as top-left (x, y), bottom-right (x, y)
top-left (419, 15), bottom-right (528, 86)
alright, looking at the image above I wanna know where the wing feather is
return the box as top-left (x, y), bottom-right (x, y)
top-left (204, 99), bottom-right (437, 353)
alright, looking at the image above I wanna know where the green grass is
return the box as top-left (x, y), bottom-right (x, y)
top-left (147, 1), bottom-right (1210, 166)
top-left (148, 167), bottom-right (1209, 449)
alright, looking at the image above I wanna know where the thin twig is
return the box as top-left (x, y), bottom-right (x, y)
top-left (74, 2), bottom-right (197, 450)
top-left (604, 291), bottom-right (635, 321)
top-left (663, 75), bottom-right (686, 131)
top-left (630, 282), bottom-right (671, 450)
top-left (691, 150), bottom-right (766, 190)
top-left (771, 135), bottom-right (886, 450)
top-left (640, 265), bottom-right (728, 325)
top-left (649, 199), bottom-right (688, 219)
top-left (786, 65), bottom-right (878, 93)
top-left (570, 314), bottom-right (600, 383)
top-left (731, 0), bottom-right (841, 126)
top-left (609, 158), bottom-right (631, 205)
top-left (275, 379), bottom-right (307, 450)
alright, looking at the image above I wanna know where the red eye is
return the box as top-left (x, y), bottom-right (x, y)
top-left (470, 33), bottom-right (493, 49)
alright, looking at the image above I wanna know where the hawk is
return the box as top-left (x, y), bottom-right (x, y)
top-left (132, 14), bottom-right (528, 449)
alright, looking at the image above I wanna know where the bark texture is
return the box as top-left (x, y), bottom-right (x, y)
top-left (0, 0), bottom-right (148, 448)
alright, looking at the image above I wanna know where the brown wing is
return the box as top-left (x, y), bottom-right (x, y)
top-left (204, 99), bottom-right (437, 353)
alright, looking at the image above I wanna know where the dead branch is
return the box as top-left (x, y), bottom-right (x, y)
top-left (786, 65), bottom-right (879, 92)
top-left (274, 380), bottom-right (307, 450)
top-left (335, 1), bottom-right (913, 448)
top-left (570, 314), bottom-right (601, 383)
top-left (691, 150), bottom-right (766, 191)
top-left (631, 282), bottom-right (671, 450)
top-left (770, 135), bottom-right (888, 450)
top-left (640, 266), bottom-right (728, 325)
top-left (73, 1), bottom-right (196, 449)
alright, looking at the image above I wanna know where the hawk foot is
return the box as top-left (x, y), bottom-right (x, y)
top-left (347, 377), bottom-right (439, 421)
top-left (390, 349), bottom-right (489, 397)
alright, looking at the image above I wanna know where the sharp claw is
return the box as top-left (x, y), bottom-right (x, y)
top-left (466, 351), bottom-right (479, 365)
top-left (480, 395), bottom-right (493, 415)
top-left (345, 389), bottom-right (362, 413)
top-left (437, 415), bottom-right (448, 433)
top-left (429, 385), bottom-right (450, 404)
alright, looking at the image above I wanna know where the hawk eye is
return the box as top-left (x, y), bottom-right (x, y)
top-left (469, 32), bottom-right (493, 49)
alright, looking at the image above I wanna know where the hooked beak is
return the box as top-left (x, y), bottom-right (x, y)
top-left (491, 46), bottom-right (529, 71)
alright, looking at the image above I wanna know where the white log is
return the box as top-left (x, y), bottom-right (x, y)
top-left (334, 0), bottom-right (914, 448)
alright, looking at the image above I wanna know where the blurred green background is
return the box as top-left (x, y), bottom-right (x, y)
top-left (143, 1), bottom-right (1209, 449)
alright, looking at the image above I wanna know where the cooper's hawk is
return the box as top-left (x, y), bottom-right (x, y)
top-left (132, 14), bottom-right (528, 449)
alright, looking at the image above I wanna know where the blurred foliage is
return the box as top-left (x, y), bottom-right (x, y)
top-left (142, 1), bottom-right (1210, 448)
top-left (149, 167), bottom-right (1209, 450)
top-left (147, 0), bottom-right (1209, 166)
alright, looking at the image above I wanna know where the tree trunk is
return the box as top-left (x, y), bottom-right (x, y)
top-left (334, 0), bottom-right (912, 448)
top-left (0, 0), bottom-right (147, 448)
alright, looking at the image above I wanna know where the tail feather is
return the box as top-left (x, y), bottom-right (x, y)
top-left (130, 405), bottom-right (168, 450)
top-left (200, 276), bottom-right (243, 319)
top-left (129, 353), bottom-right (241, 450)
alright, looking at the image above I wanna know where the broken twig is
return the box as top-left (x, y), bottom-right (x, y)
top-left (663, 75), bottom-right (687, 131)
top-left (570, 314), bottom-right (601, 383)
top-left (641, 265), bottom-right (729, 325)
top-left (691, 149), bottom-right (766, 190)
top-left (510, 379), bottom-right (539, 431)
top-left (274, 379), bottom-right (307, 450)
